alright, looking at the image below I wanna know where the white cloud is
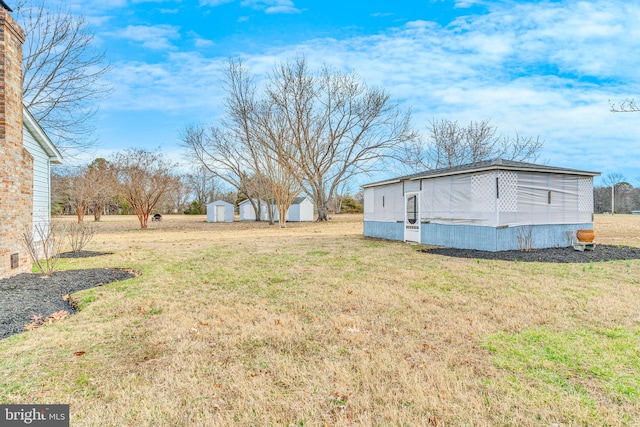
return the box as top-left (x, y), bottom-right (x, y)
top-left (194, 38), bottom-right (215, 48)
top-left (228, 0), bottom-right (640, 179)
top-left (240, 0), bottom-right (301, 14)
top-left (199, 0), bottom-right (234, 6)
top-left (112, 25), bottom-right (181, 50)
top-left (199, 0), bottom-right (301, 12)
top-left (102, 53), bottom-right (227, 114)
top-left (94, 0), bottom-right (640, 181)
top-left (264, 5), bottom-right (300, 14)
top-left (454, 0), bottom-right (483, 8)
top-left (131, 0), bottom-right (176, 3)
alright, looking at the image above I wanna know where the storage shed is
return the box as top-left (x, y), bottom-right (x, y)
top-left (279, 196), bottom-right (314, 222)
top-left (239, 199), bottom-right (269, 221)
top-left (206, 200), bottom-right (234, 223)
top-left (363, 159), bottom-right (600, 251)
top-left (239, 197), bottom-right (315, 222)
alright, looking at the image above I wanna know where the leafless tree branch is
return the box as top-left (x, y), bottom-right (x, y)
top-left (15, 0), bottom-right (111, 156)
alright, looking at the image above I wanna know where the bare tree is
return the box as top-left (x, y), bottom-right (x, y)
top-left (185, 57), bottom-right (416, 222)
top-left (406, 119), bottom-right (543, 171)
top-left (182, 125), bottom-right (271, 221)
top-left (186, 166), bottom-right (218, 212)
top-left (241, 172), bottom-right (276, 223)
top-left (86, 158), bottom-right (116, 221)
top-left (182, 61), bottom-right (273, 221)
top-left (274, 58), bottom-right (417, 221)
top-left (112, 149), bottom-right (180, 229)
top-left (55, 166), bottom-right (94, 222)
top-left (15, 0), bottom-right (110, 154)
top-left (169, 175), bottom-right (194, 214)
top-left (251, 99), bottom-right (302, 227)
top-left (609, 99), bottom-right (639, 113)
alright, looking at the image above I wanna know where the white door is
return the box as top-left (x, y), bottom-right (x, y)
top-left (404, 193), bottom-right (420, 243)
top-left (216, 205), bottom-right (226, 222)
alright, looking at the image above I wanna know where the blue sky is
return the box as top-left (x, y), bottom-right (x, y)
top-left (45, 0), bottom-right (640, 186)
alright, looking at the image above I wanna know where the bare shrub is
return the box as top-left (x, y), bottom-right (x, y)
top-left (517, 226), bottom-right (534, 252)
top-left (67, 222), bottom-right (98, 253)
top-left (18, 222), bottom-right (67, 277)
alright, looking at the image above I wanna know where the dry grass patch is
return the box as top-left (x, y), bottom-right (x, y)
top-left (1, 214), bottom-right (640, 425)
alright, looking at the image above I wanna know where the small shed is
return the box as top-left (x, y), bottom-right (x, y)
top-left (287, 196), bottom-right (314, 222)
top-left (206, 200), bottom-right (234, 223)
top-left (239, 199), bottom-right (269, 221)
top-left (363, 159), bottom-right (600, 251)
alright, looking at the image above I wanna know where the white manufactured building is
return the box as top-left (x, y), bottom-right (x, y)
top-left (363, 159), bottom-right (600, 251)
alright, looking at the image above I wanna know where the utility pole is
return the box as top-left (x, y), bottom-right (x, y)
top-left (611, 183), bottom-right (615, 215)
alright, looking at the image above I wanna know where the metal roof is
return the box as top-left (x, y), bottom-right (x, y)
top-left (292, 196), bottom-right (309, 205)
top-left (363, 159), bottom-right (600, 188)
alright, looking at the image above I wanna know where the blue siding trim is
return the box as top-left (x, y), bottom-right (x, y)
top-left (495, 224), bottom-right (591, 251)
top-left (422, 224), bottom-right (498, 251)
top-left (365, 221), bottom-right (593, 251)
top-left (364, 221), bottom-right (403, 241)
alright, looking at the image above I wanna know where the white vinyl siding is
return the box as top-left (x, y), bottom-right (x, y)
top-left (23, 128), bottom-right (51, 233)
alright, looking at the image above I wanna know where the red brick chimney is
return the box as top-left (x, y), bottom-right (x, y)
top-left (0, 4), bottom-right (33, 278)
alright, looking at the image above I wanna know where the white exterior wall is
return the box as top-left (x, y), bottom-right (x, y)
top-left (206, 200), bottom-right (234, 222)
top-left (298, 198), bottom-right (314, 221)
top-left (363, 182), bottom-right (404, 222)
top-left (421, 173), bottom-right (496, 226)
top-left (287, 198), bottom-right (314, 222)
top-left (22, 128), bottom-right (51, 233)
top-left (288, 204), bottom-right (299, 222)
top-left (239, 201), bottom-right (256, 221)
top-left (366, 171), bottom-right (594, 228)
top-left (239, 199), bottom-right (268, 221)
top-left (498, 173), bottom-right (593, 226)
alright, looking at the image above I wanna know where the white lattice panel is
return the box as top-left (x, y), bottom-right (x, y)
top-left (498, 171), bottom-right (518, 212)
top-left (578, 177), bottom-right (593, 212)
top-left (472, 173), bottom-right (495, 211)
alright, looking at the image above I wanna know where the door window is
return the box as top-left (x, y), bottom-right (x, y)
top-left (406, 195), bottom-right (417, 225)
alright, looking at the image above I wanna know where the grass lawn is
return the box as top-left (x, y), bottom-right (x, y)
top-left (1, 213), bottom-right (639, 426)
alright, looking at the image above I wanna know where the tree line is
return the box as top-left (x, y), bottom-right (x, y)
top-left (52, 151), bottom-right (231, 228)
top-left (51, 149), bottom-right (365, 229)
top-left (594, 173), bottom-right (640, 214)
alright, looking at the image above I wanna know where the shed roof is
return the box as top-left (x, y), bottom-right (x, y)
top-left (364, 159), bottom-right (600, 188)
top-left (292, 196), bottom-right (310, 205)
top-left (207, 199), bottom-right (233, 206)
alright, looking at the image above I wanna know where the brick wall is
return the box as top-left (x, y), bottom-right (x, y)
top-left (0, 9), bottom-right (31, 278)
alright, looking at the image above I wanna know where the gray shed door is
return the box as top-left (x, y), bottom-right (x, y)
top-left (216, 205), bottom-right (226, 222)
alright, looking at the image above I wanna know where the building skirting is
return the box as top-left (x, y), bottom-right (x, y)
top-left (364, 221), bottom-right (593, 251)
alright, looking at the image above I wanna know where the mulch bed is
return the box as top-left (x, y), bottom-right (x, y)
top-left (58, 250), bottom-right (114, 259)
top-left (420, 244), bottom-right (640, 263)
top-left (0, 268), bottom-right (137, 340)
